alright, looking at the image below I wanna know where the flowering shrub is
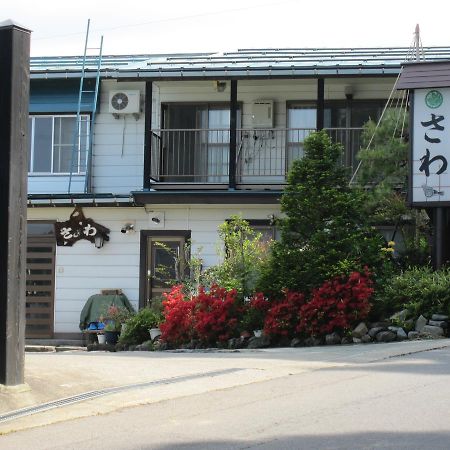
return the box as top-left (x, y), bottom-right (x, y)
top-left (298, 270), bottom-right (373, 337)
top-left (160, 284), bottom-right (241, 346)
top-left (194, 285), bottom-right (241, 345)
top-left (160, 285), bottom-right (196, 345)
top-left (241, 292), bottom-right (271, 331)
top-left (263, 290), bottom-right (306, 338)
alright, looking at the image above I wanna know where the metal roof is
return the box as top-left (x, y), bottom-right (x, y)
top-left (30, 47), bottom-right (450, 80)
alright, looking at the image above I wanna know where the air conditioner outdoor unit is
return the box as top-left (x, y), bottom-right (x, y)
top-left (251, 100), bottom-right (274, 128)
top-left (108, 90), bottom-right (140, 114)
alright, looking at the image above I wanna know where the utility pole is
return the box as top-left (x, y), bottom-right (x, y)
top-left (0, 20), bottom-right (30, 386)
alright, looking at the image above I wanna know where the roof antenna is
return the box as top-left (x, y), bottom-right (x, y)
top-left (414, 24), bottom-right (420, 62)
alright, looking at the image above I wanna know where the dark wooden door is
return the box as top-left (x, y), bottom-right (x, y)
top-left (26, 238), bottom-right (55, 338)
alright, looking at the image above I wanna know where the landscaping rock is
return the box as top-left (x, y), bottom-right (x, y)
top-left (396, 328), bottom-right (407, 340)
top-left (153, 340), bottom-right (168, 351)
top-left (388, 326), bottom-right (401, 333)
top-left (247, 335), bottom-right (271, 349)
top-left (428, 320), bottom-right (447, 328)
top-left (303, 337), bottom-right (323, 347)
top-left (408, 331), bottom-right (420, 340)
top-left (376, 331), bottom-right (397, 343)
top-left (136, 340), bottom-right (153, 351)
top-left (368, 327), bottom-right (385, 338)
top-left (352, 322), bottom-right (368, 338)
top-left (390, 309), bottom-right (409, 322)
top-left (290, 338), bottom-right (303, 347)
top-left (325, 332), bottom-right (341, 345)
top-left (369, 321), bottom-right (390, 329)
top-left (352, 337), bottom-right (362, 344)
top-left (341, 336), bottom-right (353, 345)
top-left (421, 325), bottom-right (444, 337)
top-left (415, 315), bottom-right (428, 332)
top-left (361, 334), bottom-right (372, 343)
top-left (431, 314), bottom-right (449, 321)
top-left (228, 338), bottom-right (241, 349)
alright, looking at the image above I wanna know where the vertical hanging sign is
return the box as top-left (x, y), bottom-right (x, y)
top-left (412, 88), bottom-right (450, 205)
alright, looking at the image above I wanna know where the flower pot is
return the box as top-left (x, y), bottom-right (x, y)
top-left (149, 327), bottom-right (161, 341)
top-left (253, 330), bottom-right (263, 338)
top-left (97, 334), bottom-right (106, 344)
top-left (104, 330), bottom-right (120, 345)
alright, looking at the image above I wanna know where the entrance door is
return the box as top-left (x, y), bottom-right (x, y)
top-left (26, 230), bottom-right (56, 338)
top-left (140, 231), bottom-right (190, 307)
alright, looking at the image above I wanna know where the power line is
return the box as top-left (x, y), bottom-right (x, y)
top-left (34, 0), bottom-right (297, 41)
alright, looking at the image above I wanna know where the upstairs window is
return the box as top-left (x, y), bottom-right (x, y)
top-left (28, 115), bottom-right (89, 174)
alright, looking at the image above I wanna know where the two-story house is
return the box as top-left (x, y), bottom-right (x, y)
top-left (25, 47), bottom-right (450, 342)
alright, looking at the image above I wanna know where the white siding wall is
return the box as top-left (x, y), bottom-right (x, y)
top-left (28, 175), bottom-right (85, 194)
top-left (28, 204), bottom-right (280, 333)
top-left (91, 80), bottom-right (146, 194)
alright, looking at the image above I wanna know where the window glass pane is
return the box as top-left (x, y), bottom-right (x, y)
top-left (351, 105), bottom-right (382, 127)
top-left (33, 117), bottom-right (52, 172)
top-left (27, 223), bottom-right (55, 236)
top-left (53, 146), bottom-right (72, 173)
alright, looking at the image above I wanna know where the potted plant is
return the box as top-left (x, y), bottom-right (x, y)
top-left (104, 321), bottom-right (121, 345)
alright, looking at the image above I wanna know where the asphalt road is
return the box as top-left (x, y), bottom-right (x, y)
top-left (1, 344), bottom-right (450, 449)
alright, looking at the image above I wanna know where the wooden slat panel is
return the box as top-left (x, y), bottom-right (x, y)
top-left (25, 236), bottom-right (55, 339)
top-left (26, 285), bottom-right (54, 293)
top-left (26, 275), bottom-right (53, 281)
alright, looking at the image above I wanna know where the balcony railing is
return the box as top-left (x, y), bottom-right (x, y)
top-left (150, 128), bottom-right (363, 184)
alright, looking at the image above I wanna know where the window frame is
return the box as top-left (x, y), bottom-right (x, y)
top-left (28, 114), bottom-right (90, 176)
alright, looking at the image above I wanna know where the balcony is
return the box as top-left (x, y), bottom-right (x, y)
top-left (149, 128), bottom-right (363, 188)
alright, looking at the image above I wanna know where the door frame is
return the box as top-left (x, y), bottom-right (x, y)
top-left (139, 230), bottom-right (191, 309)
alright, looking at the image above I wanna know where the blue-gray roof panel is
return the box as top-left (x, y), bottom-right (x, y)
top-left (29, 47), bottom-right (450, 79)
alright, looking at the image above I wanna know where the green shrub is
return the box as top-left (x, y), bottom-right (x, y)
top-left (119, 308), bottom-right (163, 346)
top-left (258, 131), bottom-right (386, 295)
top-left (205, 215), bottom-right (269, 298)
top-left (382, 267), bottom-right (450, 318)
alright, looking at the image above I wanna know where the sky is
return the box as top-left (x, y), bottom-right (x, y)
top-left (3, 0), bottom-right (450, 57)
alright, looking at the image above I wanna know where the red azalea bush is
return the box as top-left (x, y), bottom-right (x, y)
top-left (160, 285), bottom-right (196, 345)
top-left (194, 285), bottom-right (241, 345)
top-left (263, 290), bottom-right (306, 339)
top-left (160, 284), bottom-right (241, 346)
top-left (298, 270), bottom-right (373, 337)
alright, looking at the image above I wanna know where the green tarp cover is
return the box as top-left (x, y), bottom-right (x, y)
top-left (79, 294), bottom-right (134, 330)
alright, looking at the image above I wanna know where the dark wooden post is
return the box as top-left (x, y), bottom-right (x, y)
top-left (316, 78), bottom-right (325, 131)
top-left (0, 20), bottom-right (30, 386)
top-left (143, 81), bottom-right (152, 189)
top-left (229, 79), bottom-right (238, 189)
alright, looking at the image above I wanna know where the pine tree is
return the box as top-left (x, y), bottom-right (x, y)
top-left (258, 131), bottom-right (384, 294)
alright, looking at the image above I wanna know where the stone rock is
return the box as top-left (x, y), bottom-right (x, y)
top-left (369, 321), bottom-right (390, 329)
top-left (390, 309), bottom-right (409, 322)
top-left (152, 340), bottom-right (168, 351)
top-left (352, 337), bottom-right (362, 344)
top-left (396, 328), bottom-right (407, 340)
top-left (228, 338), bottom-right (243, 349)
top-left (415, 315), bottom-right (428, 332)
top-left (428, 320), bottom-right (447, 328)
top-left (421, 325), bottom-right (444, 337)
top-left (136, 340), bottom-right (153, 351)
top-left (325, 332), bottom-right (341, 345)
top-left (247, 335), bottom-right (271, 349)
top-left (388, 326), bottom-right (401, 333)
top-left (376, 331), bottom-right (397, 343)
top-left (368, 327), bottom-right (385, 338)
top-left (408, 331), bottom-right (420, 340)
top-left (431, 314), bottom-right (449, 321)
top-left (341, 336), bottom-right (353, 345)
top-left (290, 337), bottom-right (303, 347)
top-left (352, 322), bottom-right (368, 338)
top-left (303, 336), bottom-right (323, 347)
top-left (361, 334), bottom-right (372, 343)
